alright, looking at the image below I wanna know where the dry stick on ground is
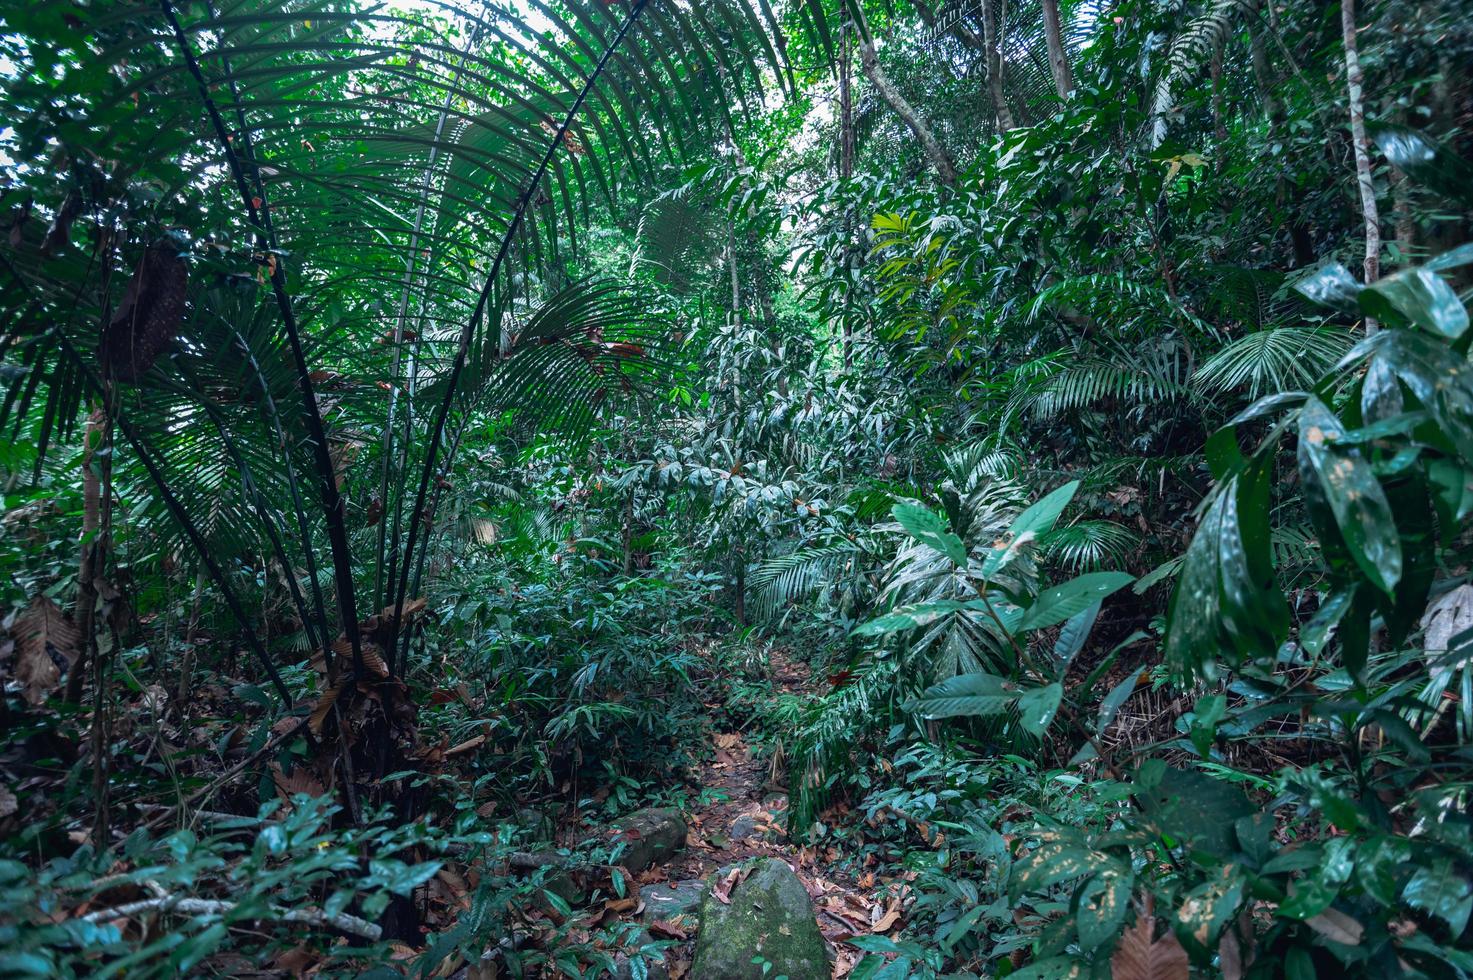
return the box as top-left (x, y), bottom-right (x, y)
top-left (1341, 0), bottom-right (1380, 331)
top-left (142, 716), bottom-right (312, 831)
top-left (78, 895), bottom-right (382, 941)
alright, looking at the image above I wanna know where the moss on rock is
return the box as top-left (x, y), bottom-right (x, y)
top-left (692, 858), bottom-right (829, 980)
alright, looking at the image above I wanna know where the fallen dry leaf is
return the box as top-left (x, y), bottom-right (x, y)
top-left (871, 905), bottom-right (901, 933)
top-left (649, 918), bottom-right (690, 940)
top-left (711, 866), bottom-right (745, 905)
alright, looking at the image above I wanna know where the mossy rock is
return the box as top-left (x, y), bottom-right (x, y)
top-left (513, 805), bottom-right (557, 843)
top-left (692, 858), bottom-right (829, 980)
top-left (609, 807), bottom-right (687, 873)
top-left (640, 879), bottom-right (708, 923)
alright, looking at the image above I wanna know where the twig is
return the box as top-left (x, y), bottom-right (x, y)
top-left (78, 894), bottom-right (382, 941)
top-left (143, 716), bottom-right (310, 831)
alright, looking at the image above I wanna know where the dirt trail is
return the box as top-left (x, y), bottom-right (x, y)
top-left (628, 650), bottom-right (888, 978)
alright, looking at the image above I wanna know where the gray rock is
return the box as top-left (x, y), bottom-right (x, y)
top-left (609, 807), bottom-right (687, 873)
top-left (640, 879), bottom-right (707, 922)
top-left (729, 810), bottom-right (785, 842)
top-left (509, 850), bottom-right (582, 907)
top-left (513, 805), bottom-right (556, 842)
top-left (692, 858), bottom-right (829, 980)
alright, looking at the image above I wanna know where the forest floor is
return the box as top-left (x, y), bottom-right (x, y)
top-left (598, 649), bottom-right (899, 978)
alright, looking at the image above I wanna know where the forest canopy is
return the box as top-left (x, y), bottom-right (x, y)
top-left (1, 0), bottom-right (1472, 977)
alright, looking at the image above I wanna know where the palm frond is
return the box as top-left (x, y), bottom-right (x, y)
top-left (748, 543), bottom-right (862, 622)
top-left (1192, 327), bottom-right (1350, 399)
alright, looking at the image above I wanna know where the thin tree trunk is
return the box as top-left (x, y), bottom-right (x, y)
top-left (858, 40), bottom-right (958, 185)
top-left (1389, 165), bottom-right (1415, 262)
top-left (1341, 0), bottom-right (1380, 331)
top-left (980, 0), bottom-right (1015, 130)
top-left (840, 19), bottom-right (855, 367)
top-left (1210, 44), bottom-right (1228, 146)
top-left (1040, 0), bottom-right (1073, 100)
top-left (621, 487), bottom-right (635, 575)
top-left (1247, 0), bottom-right (1279, 124)
top-left (66, 403), bottom-right (106, 703)
top-left (727, 224), bottom-right (741, 323)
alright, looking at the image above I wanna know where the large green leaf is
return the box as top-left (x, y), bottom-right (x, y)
top-left (1021, 571), bottom-right (1134, 630)
top-left (1297, 398), bottom-right (1401, 595)
top-left (892, 501), bottom-right (967, 566)
top-left (1165, 491), bottom-right (1228, 680)
top-left (1076, 867), bottom-right (1132, 952)
top-left (1294, 262), bottom-right (1363, 316)
top-left (905, 671), bottom-right (1015, 719)
top-left (1009, 479), bottom-right (1080, 539)
top-left (1404, 861), bottom-right (1473, 935)
top-left (1368, 123), bottom-right (1473, 209)
top-left (851, 600), bottom-right (971, 637)
top-left (1358, 267), bottom-right (1468, 340)
top-left (1016, 682), bottom-right (1063, 735)
top-left (1134, 764), bottom-right (1255, 857)
top-left (1376, 330), bottom-right (1473, 462)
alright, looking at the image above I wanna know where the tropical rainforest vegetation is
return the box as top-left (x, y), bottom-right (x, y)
top-left (2, 0), bottom-right (1473, 976)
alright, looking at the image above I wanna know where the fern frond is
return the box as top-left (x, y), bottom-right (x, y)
top-left (1192, 327), bottom-right (1350, 399)
top-left (748, 543), bottom-right (862, 622)
top-left (1045, 520), bottom-right (1138, 571)
top-left (1148, 0), bottom-right (1258, 148)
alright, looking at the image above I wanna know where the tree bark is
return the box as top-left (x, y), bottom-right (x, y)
top-left (1039, 0), bottom-right (1073, 100)
top-left (858, 40), bottom-right (958, 186)
top-left (979, 0), bottom-right (1015, 130)
top-left (1341, 0), bottom-right (1380, 331)
top-left (841, 19), bottom-right (855, 367)
top-left (65, 403), bottom-right (107, 703)
top-left (1247, 0), bottom-right (1278, 124)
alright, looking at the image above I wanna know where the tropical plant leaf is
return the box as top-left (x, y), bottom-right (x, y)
top-left (1022, 572), bottom-right (1134, 630)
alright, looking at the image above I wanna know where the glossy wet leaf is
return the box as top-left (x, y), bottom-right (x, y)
top-left (1359, 266), bottom-right (1468, 339)
top-left (1376, 330), bottom-right (1473, 461)
top-left (1076, 868), bottom-right (1131, 951)
top-left (1176, 864), bottom-right (1246, 953)
top-left (1404, 860), bottom-right (1473, 935)
top-left (1016, 683), bottom-right (1063, 735)
top-left (1052, 602), bottom-right (1100, 673)
top-left (905, 671), bottom-right (1016, 719)
top-left (1009, 479), bottom-right (1079, 539)
top-left (1165, 490), bottom-right (1228, 680)
top-left (1294, 262), bottom-right (1362, 316)
top-left (892, 501), bottom-right (967, 566)
top-left (1021, 571), bottom-right (1134, 630)
top-left (1368, 123), bottom-right (1473, 209)
top-left (1297, 398), bottom-right (1401, 595)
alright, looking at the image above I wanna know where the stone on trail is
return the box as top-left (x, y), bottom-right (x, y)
top-left (610, 807), bottom-right (687, 873)
top-left (640, 879), bottom-right (707, 922)
top-left (692, 858), bottom-right (829, 980)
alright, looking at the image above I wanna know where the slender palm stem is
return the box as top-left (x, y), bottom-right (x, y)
top-left (389, 0), bottom-right (653, 672)
top-left (160, 0), bottom-right (364, 674)
top-left (376, 10), bottom-right (489, 610)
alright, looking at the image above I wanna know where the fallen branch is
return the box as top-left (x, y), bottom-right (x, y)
top-left (78, 894), bottom-right (382, 941)
top-left (143, 715), bottom-right (310, 831)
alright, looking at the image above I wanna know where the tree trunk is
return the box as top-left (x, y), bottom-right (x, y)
top-left (840, 20), bottom-right (856, 367)
top-left (1039, 0), bottom-right (1073, 100)
top-left (979, 0), bottom-right (1015, 130)
top-left (858, 40), bottom-right (958, 186)
top-left (66, 403), bottom-right (107, 703)
top-left (1341, 0), bottom-right (1380, 331)
top-left (1247, 0), bottom-right (1278, 124)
